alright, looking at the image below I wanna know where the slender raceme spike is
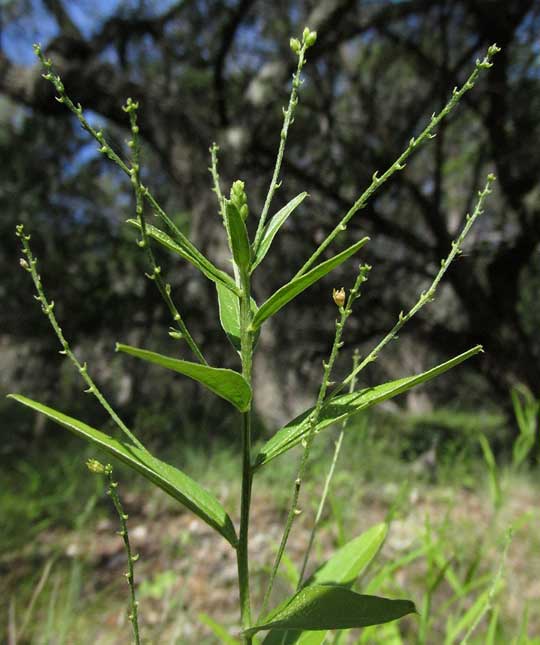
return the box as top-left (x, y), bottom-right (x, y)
top-left (259, 263), bottom-right (371, 617)
top-left (15, 225), bottom-right (147, 453)
top-left (124, 98), bottom-right (207, 364)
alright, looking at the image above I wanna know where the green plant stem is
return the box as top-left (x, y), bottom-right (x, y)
top-left (210, 143), bottom-right (241, 286)
top-left (15, 225), bottom-right (147, 453)
top-left (209, 142), bottom-right (228, 226)
top-left (297, 348), bottom-right (361, 587)
top-left (294, 44), bottom-right (500, 278)
top-left (253, 40), bottom-right (309, 253)
top-left (259, 265), bottom-right (370, 618)
top-left (125, 99), bottom-right (206, 364)
top-left (330, 174), bottom-right (495, 403)
top-left (33, 45), bottom-right (237, 299)
top-left (103, 464), bottom-right (141, 645)
top-left (237, 265), bottom-right (254, 642)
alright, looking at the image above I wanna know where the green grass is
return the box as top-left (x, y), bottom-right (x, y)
top-left (2, 407), bottom-right (539, 643)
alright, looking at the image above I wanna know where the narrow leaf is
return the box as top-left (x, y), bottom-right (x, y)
top-left (244, 586), bottom-right (415, 636)
top-left (117, 343), bottom-right (251, 412)
top-left (486, 605), bottom-right (499, 645)
top-left (308, 523), bottom-right (388, 587)
top-left (216, 282), bottom-right (259, 352)
top-left (252, 192), bottom-right (308, 271)
top-left (264, 524), bottom-right (389, 645)
top-left (7, 394), bottom-right (237, 546)
top-left (445, 583), bottom-right (502, 645)
top-left (255, 346), bottom-right (482, 468)
top-left (127, 219), bottom-right (240, 296)
top-left (226, 201), bottom-right (251, 271)
top-left (250, 237), bottom-right (369, 331)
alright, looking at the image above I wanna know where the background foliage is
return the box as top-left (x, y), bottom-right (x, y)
top-left (1, 0), bottom-right (539, 443)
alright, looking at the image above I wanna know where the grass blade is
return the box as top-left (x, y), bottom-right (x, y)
top-left (199, 613), bottom-right (240, 644)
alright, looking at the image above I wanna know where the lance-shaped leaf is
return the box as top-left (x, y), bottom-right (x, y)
top-left (308, 523), bottom-right (388, 587)
top-left (244, 585), bottom-right (415, 637)
top-left (263, 524), bottom-right (388, 645)
top-left (226, 201), bottom-right (251, 272)
top-left (216, 283), bottom-right (260, 352)
top-left (252, 192), bottom-right (308, 271)
top-left (127, 219), bottom-right (240, 296)
top-left (7, 394), bottom-right (238, 546)
top-left (255, 346), bottom-right (482, 468)
top-left (117, 343), bottom-right (251, 412)
top-left (250, 237), bottom-right (369, 331)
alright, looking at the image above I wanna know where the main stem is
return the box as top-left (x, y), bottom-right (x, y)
top-left (238, 266), bottom-right (254, 643)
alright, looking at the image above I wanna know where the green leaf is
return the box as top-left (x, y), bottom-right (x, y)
top-left (255, 346), bottom-right (482, 468)
top-left (250, 237), bottom-right (369, 331)
top-left (7, 394), bottom-right (237, 546)
top-left (444, 582), bottom-right (503, 645)
top-left (486, 605), bottom-right (499, 645)
top-left (308, 523), bottom-right (388, 587)
top-left (116, 343), bottom-right (251, 412)
top-left (252, 192), bottom-right (308, 271)
top-left (263, 524), bottom-right (389, 645)
top-left (479, 435), bottom-right (502, 510)
top-left (127, 219), bottom-right (240, 296)
top-left (199, 614), bottom-right (240, 644)
top-left (226, 201), bottom-right (251, 271)
top-left (244, 586), bottom-right (415, 637)
top-left (216, 282), bottom-right (259, 352)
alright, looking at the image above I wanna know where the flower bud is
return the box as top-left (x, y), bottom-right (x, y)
top-left (86, 458), bottom-right (106, 474)
top-left (290, 38), bottom-right (301, 54)
top-left (230, 179), bottom-right (249, 221)
top-left (333, 287), bottom-right (346, 307)
top-left (302, 27), bottom-right (317, 48)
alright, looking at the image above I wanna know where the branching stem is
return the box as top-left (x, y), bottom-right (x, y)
top-left (124, 99), bottom-right (206, 364)
top-left (297, 349), bottom-right (361, 587)
top-left (259, 265), bottom-right (371, 618)
top-left (294, 45), bottom-right (500, 278)
top-left (330, 174), bottom-right (495, 402)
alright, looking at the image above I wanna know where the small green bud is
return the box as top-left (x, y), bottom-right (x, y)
top-left (302, 27), bottom-right (317, 48)
top-left (306, 31), bottom-right (317, 47)
top-left (86, 458), bottom-right (106, 474)
top-left (290, 38), bottom-right (301, 55)
top-left (230, 179), bottom-right (249, 221)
